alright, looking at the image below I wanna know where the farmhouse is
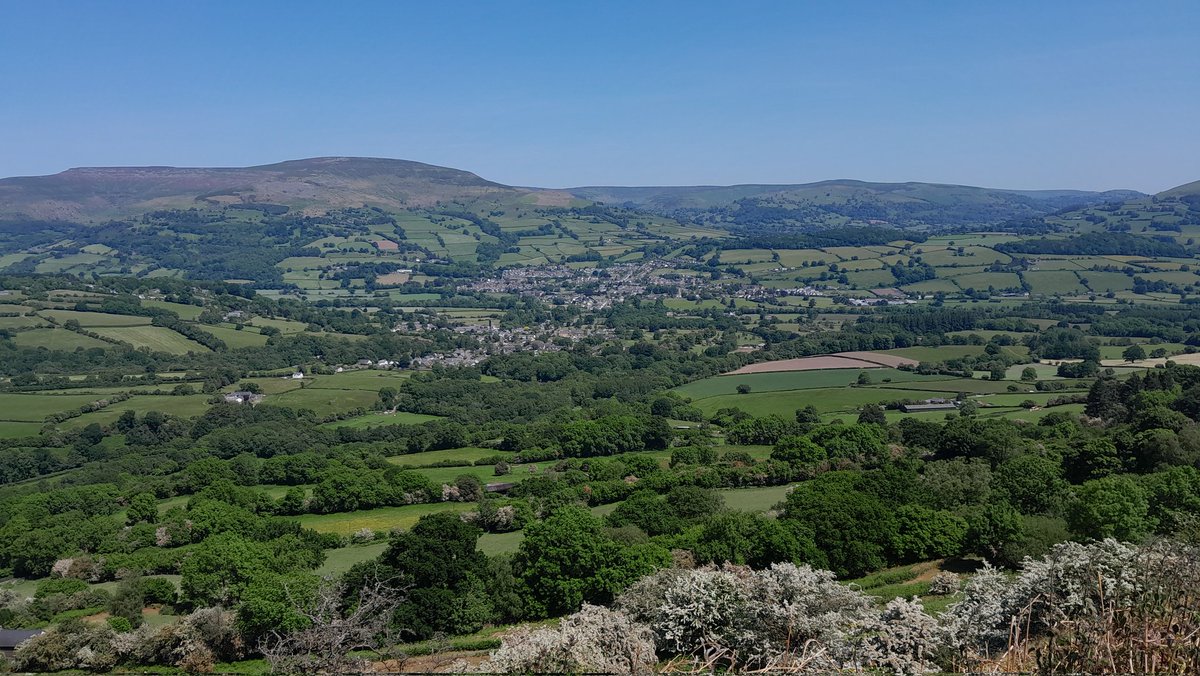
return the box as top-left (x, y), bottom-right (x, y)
top-left (223, 391), bottom-right (264, 405)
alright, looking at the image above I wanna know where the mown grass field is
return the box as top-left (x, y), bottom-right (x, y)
top-left (141, 300), bottom-right (205, 320)
top-left (269, 387), bottom-right (380, 416)
top-left (308, 370), bottom-right (414, 390)
top-left (0, 393), bottom-right (111, 421)
top-left (674, 367), bottom-right (945, 399)
top-left (0, 421), bottom-right (46, 438)
top-left (386, 447), bottom-right (508, 467)
top-left (297, 502), bottom-right (475, 535)
top-left (324, 411), bottom-right (443, 428)
top-left (693, 386), bottom-right (958, 417)
top-left (91, 326), bottom-right (208, 354)
top-left (11, 327), bottom-right (111, 350)
top-left (200, 324), bottom-right (270, 348)
top-left (719, 484), bottom-right (794, 512)
top-left (58, 394), bottom-right (214, 429)
top-left (39, 309), bottom-right (153, 326)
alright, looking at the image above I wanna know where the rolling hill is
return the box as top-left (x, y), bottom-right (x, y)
top-left (569, 180), bottom-right (1145, 229)
top-left (0, 157), bottom-right (538, 221)
top-left (0, 157), bottom-right (1146, 229)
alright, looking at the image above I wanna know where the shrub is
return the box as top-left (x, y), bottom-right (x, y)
top-left (485, 604), bottom-right (656, 674)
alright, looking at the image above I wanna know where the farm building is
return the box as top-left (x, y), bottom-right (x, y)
top-left (900, 402), bottom-right (958, 413)
top-left (0, 629), bottom-right (43, 658)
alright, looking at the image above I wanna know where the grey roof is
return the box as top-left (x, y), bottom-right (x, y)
top-left (901, 403), bottom-right (958, 411)
top-left (0, 628), bottom-right (42, 648)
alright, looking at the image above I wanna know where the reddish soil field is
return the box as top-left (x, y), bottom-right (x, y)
top-left (373, 238), bottom-right (399, 251)
top-left (833, 351), bottom-right (918, 368)
top-left (727, 356), bottom-right (881, 374)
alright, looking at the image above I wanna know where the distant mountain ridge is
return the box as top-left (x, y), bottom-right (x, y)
top-left (0, 157), bottom-right (521, 221)
top-left (0, 156), bottom-right (1170, 229)
top-left (568, 180), bottom-right (1143, 211)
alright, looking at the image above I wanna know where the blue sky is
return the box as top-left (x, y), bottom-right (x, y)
top-left (1, 1), bottom-right (1197, 192)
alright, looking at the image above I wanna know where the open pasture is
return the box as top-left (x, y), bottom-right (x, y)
top-left (875, 377), bottom-right (1015, 394)
top-left (675, 367), bottom-right (941, 399)
top-left (325, 411), bottom-right (442, 429)
top-left (91, 326), bottom-right (208, 354)
top-left (11, 328), bottom-right (111, 350)
top-left (880, 345), bottom-right (987, 362)
top-left (1023, 270), bottom-right (1086, 295)
top-left (694, 386), bottom-right (958, 417)
top-left (57, 394), bottom-right (213, 429)
top-left (308, 369), bottom-right (413, 390)
top-left (0, 421), bottom-right (46, 438)
top-left (141, 300), bottom-right (205, 320)
top-left (270, 387), bottom-right (380, 416)
top-left (39, 310), bottom-right (152, 327)
top-left (0, 313), bottom-right (47, 329)
top-left (200, 324), bottom-right (269, 348)
top-left (386, 447), bottom-right (508, 468)
top-left (297, 502), bottom-right (474, 535)
top-left (0, 393), bottom-right (111, 421)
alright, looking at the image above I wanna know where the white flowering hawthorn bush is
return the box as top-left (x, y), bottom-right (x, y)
top-left (486, 540), bottom-right (1200, 674)
top-left (483, 603), bottom-right (657, 674)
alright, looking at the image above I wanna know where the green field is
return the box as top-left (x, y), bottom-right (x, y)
top-left (0, 314), bottom-right (48, 329)
top-left (39, 309), bottom-right (153, 326)
top-left (880, 346), bottom-right (987, 361)
top-left (0, 421), bottom-right (46, 438)
top-left (323, 411), bottom-right (442, 428)
top-left (385, 447), bottom-right (506, 467)
top-left (308, 370), bottom-right (413, 390)
top-left (695, 386), bottom-right (957, 416)
top-left (11, 327), bottom-right (112, 350)
top-left (675, 368), bottom-right (949, 399)
top-left (141, 300), bottom-right (205, 320)
top-left (248, 317), bottom-right (310, 334)
top-left (719, 484), bottom-right (794, 512)
top-left (199, 324), bottom-right (270, 348)
top-left (315, 542), bottom-right (389, 576)
top-left (478, 531), bottom-right (525, 555)
top-left (1023, 270), bottom-right (1086, 295)
top-left (91, 325), bottom-right (209, 354)
top-left (269, 387), bottom-right (380, 416)
top-left (297, 502), bottom-right (474, 535)
top-left (0, 393), bottom-right (112, 422)
top-left (412, 464), bottom-right (524, 486)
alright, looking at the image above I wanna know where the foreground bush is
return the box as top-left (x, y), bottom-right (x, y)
top-left (485, 540), bottom-right (1200, 674)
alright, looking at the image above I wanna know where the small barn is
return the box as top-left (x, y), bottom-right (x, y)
top-left (0, 629), bottom-right (43, 658)
top-left (899, 402), bottom-right (958, 413)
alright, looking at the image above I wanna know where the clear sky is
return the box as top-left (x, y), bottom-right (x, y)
top-left (1, 1), bottom-right (1197, 192)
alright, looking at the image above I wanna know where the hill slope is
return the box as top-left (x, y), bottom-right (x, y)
top-left (0, 157), bottom-right (523, 221)
top-left (570, 180), bottom-right (1144, 229)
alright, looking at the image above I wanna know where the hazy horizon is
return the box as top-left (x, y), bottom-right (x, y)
top-left (1, 1), bottom-right (1197, 193)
